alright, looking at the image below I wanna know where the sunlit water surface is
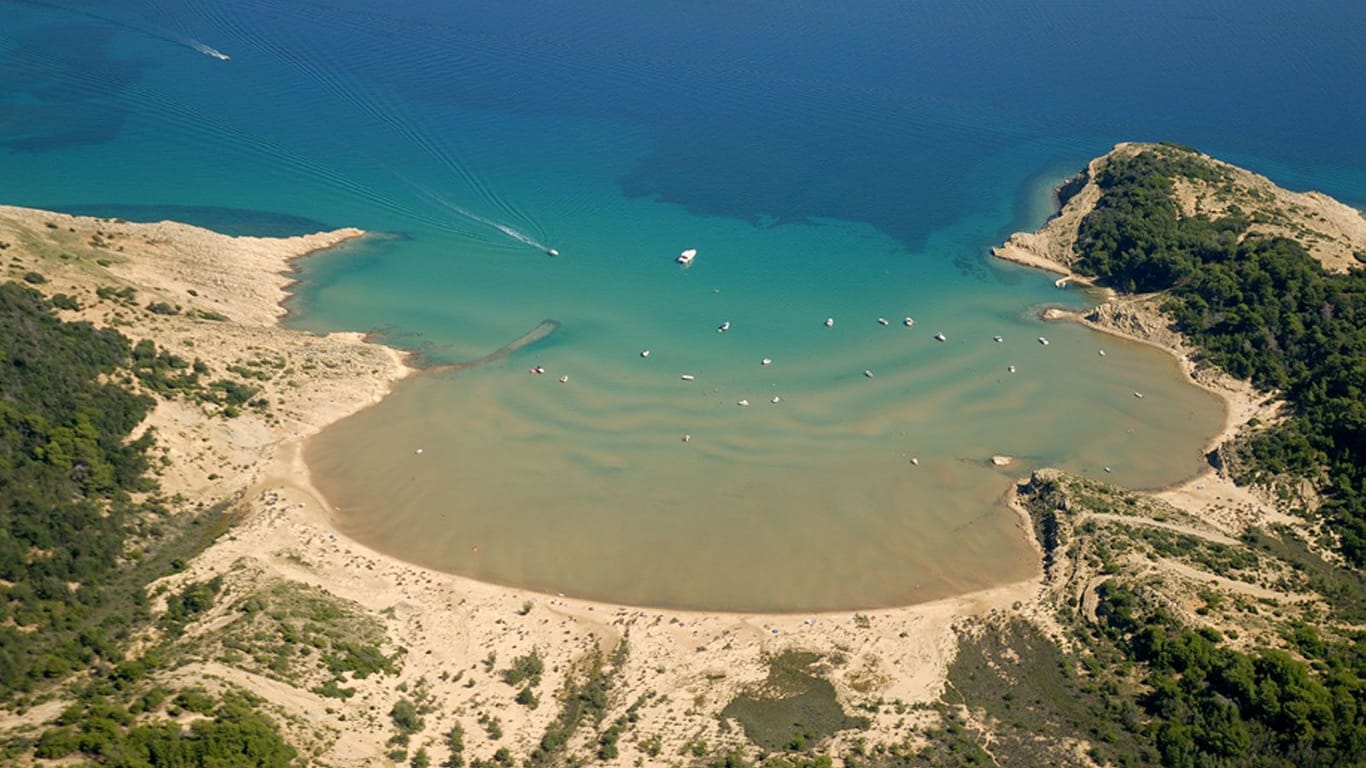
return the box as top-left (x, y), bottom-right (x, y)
top-left (2, 0), bottom-right (1360, 610)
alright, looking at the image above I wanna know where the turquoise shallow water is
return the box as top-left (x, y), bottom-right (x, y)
top-left (1, 0), bottom-right (1360, 610)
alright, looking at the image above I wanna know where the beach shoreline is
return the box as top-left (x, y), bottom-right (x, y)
top-left (0, 201), bottom-right (1045, 763)
top-left (985, 143), bottom-right (1355, 535)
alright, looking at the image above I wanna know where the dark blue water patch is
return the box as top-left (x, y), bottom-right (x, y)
top-left (0, 20), bottom-right (150, 151)
top-left (0, 103), bottom-right (126, 153)
top-left (40, 203), bottom-right (335, 237)
top-left (273, 0), bottom-right (1363, 257)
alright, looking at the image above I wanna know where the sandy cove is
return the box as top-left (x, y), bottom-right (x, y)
top-left (0, 203), bottom-right (1041, 765)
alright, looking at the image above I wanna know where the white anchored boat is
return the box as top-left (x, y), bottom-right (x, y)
top-left (934, 331), bottom-right (947, 342)
top-left (677, 248), bottom-right (697, 265)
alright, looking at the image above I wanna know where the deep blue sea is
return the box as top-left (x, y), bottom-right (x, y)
top-left (3, 0), bottom-right (1362, 610)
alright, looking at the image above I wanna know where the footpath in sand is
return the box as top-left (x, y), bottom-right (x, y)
top-left (0, 203), bottom-right (1039, 766)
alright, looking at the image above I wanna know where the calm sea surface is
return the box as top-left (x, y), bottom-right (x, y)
top-left (2, 0), bottom-right (1361, 610)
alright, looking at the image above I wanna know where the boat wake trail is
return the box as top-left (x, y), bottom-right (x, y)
top-left (407, 179), bottom-right (551, 253)
top-left (185, 38), bottom-right (230, 61)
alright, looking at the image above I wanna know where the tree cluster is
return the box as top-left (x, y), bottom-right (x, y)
top-left (1096, 582), bottom-right (1364, 766)
top-left (1073, 145), bottom-right (1366, 566)
top-left (0, 282), bottom-right (154, 692)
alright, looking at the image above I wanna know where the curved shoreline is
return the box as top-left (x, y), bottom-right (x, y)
top-left (0, 200), bottom-right (1027, 758)
top-left (986, 143), bottom-right (1339, 535)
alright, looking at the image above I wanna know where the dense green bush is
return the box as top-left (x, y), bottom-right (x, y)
top-left (0, 282), bottom-right (155, 693)
top-left (1096, 582), bottom-right (1365, 766)
top-left (1074, 145), bottom-right (1366, 566)
top-left (35, 692), bottom-right (296, 766)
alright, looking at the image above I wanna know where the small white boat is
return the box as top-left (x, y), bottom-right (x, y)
top-left (761, 357), bottom-right (772, 366)
top-left (717, 320), bottom-right (731, 333)
top-left (903, 316), bottom-right (915, 327)
top-left (877, 317), bottom-right (889, 326)
top-left (682, 434), bottom-right (691, 443)
top-left (677, 248), bottom-right (697, 265)
top-left (546, 248), bottom-right (560, 257)
top-left (1098, 349), bottom-right (1106, 357)
top-left (824, 317), bottom-right (835, 328)
top-left (1008, 365), bottom-right (1017, 373)
top-left (910, 457), bottom-right (919, 466)
top-left (640, 349), bottom-right (650, 358)
top-left (771, 396), bottom-right (781, 404)
top-left (680, 374), bottom-right (696, 381)
top-left (864, 369), bottom-right (875, 378)
top-left (934, 331), bottom-right (947, 342)
top-left (559, 375), bottom-right (569, 383)
top-left (1133, 391), bottom-right (1144, 399)
top-left (993, 335), bottom-right (1003, 343)
top-left (737, 399), bottom-right (750, 407)
top-left (1038, 336), bottom-right (1050, 346)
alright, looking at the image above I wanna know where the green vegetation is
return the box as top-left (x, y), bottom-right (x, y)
top-left (942, 619), bottom-right (1151, 766)
top-left (1095, 581), bottom-right (1365, 766)
top-left (1074, 144), bottom-right (1366, 567)
top-left (209, 580), bottom-right (400, 693)
top-left (444, 723), bottom-right (466, 767)
top-left (0, 282), bottom-right (155, 693)
top-left (721, 651), bottom-right (869, 753)
top-left (502, 648), bottom-right (544, 687)
top-left (32, 689), bottom-right (296, 766)
top-left (526, 647), bottom-right (619, 767)
top-left (997, 470), bottom-right (1366, 767)
top-left (0, 279), bottom-right (299, 762)
top-left (50, 292), bottom-right (80, 310)
top-left (391, 697), bottom-right (425, 737)
top-left (127, 337), bottom-right (264, 418)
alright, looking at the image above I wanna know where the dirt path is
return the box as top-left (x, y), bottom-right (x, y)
top-left (1088, 512), bottom-right (1240, 546)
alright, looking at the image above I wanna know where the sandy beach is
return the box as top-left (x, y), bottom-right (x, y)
top-left (0, 203), bottom-right (1041, 765)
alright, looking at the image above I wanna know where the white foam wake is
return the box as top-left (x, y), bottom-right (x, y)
top-left (186, 39), bottom-right (230, 61)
